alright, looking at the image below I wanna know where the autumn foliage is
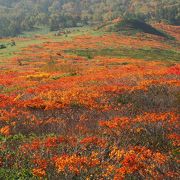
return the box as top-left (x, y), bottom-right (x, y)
top-left (0, 25), bottom-right (179, 179)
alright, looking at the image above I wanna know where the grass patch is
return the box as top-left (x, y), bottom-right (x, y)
top-left (0, 168), bottom-right (34, 179)
top-left (0, 38), bottom-right (47, 59)
top-left (65, 48), bottom-right (180, 62)
top-left (0, 26), bottom-right (93, 61)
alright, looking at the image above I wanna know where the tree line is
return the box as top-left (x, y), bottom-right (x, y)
top-left (0, 0), bottom-right (179, 37)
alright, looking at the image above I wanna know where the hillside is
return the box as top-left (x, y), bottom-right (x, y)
top-left (99, 18), bottom-right (175, 40)
top-left (0, 1), bottom-right (180, 179)
top-left (0, 23), bottom-right (180, 178)
top-left (0, 0), bottom-right (179, 37)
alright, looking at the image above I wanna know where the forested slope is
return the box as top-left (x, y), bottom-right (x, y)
top-left (0, 0), bottom-right (179, 37)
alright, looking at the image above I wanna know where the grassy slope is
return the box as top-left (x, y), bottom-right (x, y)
top-left (0, 27), bottom-right (93, 60)
top-left (66, 48), bottom-right (180, 62)
top-left (0, 26), bottom-right (179, 64)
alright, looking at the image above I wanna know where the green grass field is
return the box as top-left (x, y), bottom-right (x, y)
top-left (65, 48), bottom-right (180, 62)
top-left (0, 26), bottom-right (96, 60)
top-left (0, 26), bottom-right (179, 64)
